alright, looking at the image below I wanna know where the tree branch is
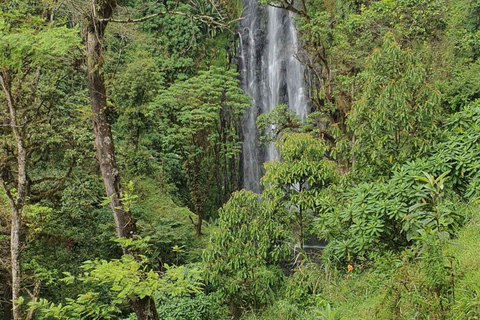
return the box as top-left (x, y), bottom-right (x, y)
top-left (25, 280), bottom-right (41, 320)
top-left (30, 157), bottom-right (76, 201)
top-left (98, 10), bottom-right (242, 31)
top-left (0, 178), bottom-right (15, 212)
top-left (269, 1), bottom-right (308, 18)
top-left (0, 71), bottom-right (28, 209)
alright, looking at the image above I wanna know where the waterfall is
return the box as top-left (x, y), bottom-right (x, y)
top-left (238, 0), bottom-right (309, 193)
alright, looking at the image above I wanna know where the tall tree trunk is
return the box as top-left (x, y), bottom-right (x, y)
top-left (299, 205), bottom-right (303, 250)
top-left (8, 207), bottom-right (20, 320)
top-left (131, 297), bottom-right (159, 320)
top-left (85, 25), bottom-right (135, 243)
top-left (84, 2), bottom-right (158, 319)
top-left (0, 72), bottom-right (28, 320)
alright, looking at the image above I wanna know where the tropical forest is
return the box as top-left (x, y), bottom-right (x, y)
top-left (0, 0), bottom-right (479, 319)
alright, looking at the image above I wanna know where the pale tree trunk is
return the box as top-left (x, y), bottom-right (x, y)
top-left (8, 207), bottom-right (20, 320)
top-left (0, 72), bottom-right (28, 320)
top-left (84, 1), bottom-right (158, 319)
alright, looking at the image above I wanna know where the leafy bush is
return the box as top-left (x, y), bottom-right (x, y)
top-left (262, 132), bottom-right (339, 249)
top-left (32, 255), bottom-right (203, 319)
top-left (318, 102), bottom-right (480, 264)
top-left (203, 190), bottom-right (289, 317)
top-left (156, 293), bottom-right (228, 320)
top-left (348, 33), bottom-right (441, 176)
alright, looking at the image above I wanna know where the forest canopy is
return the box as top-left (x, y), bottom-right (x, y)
top-left (0, 0), bottom-right (480, 319)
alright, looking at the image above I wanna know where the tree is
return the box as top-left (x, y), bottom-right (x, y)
top-left (203, 190), bottom-right (289, 317)
top-left (0, 9), bottom-right (79, 319)
top-left (348, 34), bottom-right (441, 177)
top-left (261, 132), bottom-right (338, 250)
top-left (81, 1), bottom-right (161, 317)
top-left (153, 67), bottom-right (249, 237)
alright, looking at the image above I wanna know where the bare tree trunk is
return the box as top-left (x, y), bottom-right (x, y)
top-left (85, 26), bottom-right (135, 243)
top-left (84, 1), bottom-right (158, 318)
top-left (8, 207), bottom-right (20, 320)
top-left (0, 72), bottom-right (28, 320)
top-left (299, 206), bottom-right (303, 250)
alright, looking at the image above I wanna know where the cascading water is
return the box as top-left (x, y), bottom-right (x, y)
top-left (238, 0), bottom-right (309, 193)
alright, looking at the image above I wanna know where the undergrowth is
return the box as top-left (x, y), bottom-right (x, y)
top-left (244, 200), bottom-right (480, 320)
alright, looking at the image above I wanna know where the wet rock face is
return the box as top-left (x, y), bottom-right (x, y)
top-left (238, 0), bottom-right (310, 193)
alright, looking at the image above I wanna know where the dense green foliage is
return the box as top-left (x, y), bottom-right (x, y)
top-left (203, 190), bottom-right (289, 316)
top-left (0, 0), bottom-right (479, 319)
top-left (151, 67), bottom-right (249, 231)
top-left (262, 133), bottom-right (338, 249)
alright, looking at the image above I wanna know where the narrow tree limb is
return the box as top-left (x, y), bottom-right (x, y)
top-left (29, 157), bottom-right (76, 201)
top-left (98, 10), bottom-right (243, 31)
top-left (269, 2), bottom-right (307, 18)
top-left (25, 280), bottom-right (40, 320)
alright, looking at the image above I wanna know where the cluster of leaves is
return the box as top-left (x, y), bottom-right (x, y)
top-left (150, 66), bottom-right (249, 225)
top-left (32, 254), bottom-right (203, 319)
top-left (348, 33), bottom-right (441, 176)
top-left (262, 133), bottom-right (338, 248)
top-left (316, 102), bottom-right (480, 264)
top-left (203, 190), bottom-right (290, 316)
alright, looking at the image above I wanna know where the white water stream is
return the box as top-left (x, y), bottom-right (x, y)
top-left (238, 0), bottom-right (309, 193)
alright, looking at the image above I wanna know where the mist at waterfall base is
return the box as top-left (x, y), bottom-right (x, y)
top-left (237, 0), bottom-right (310, 193)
